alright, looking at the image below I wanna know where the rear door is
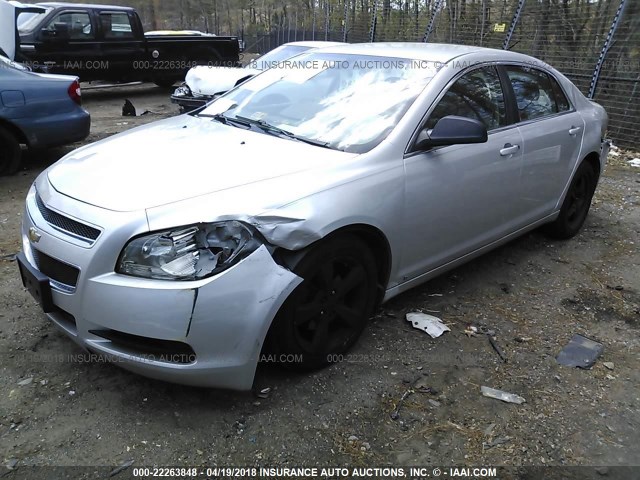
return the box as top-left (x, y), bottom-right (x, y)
top-left (501, 65), bottom-right (585, 222)
top-left (96, 10), bottom-right (145, 81)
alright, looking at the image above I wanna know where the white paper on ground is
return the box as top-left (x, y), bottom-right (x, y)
top-left (406, 312), bottom-right (450, 338)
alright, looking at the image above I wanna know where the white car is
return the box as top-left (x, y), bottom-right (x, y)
top-left (0, 0), bottom-right (46, 60)
top-left (171, 41), bottom-right (344, 111)
top-left (18, 43), bottom-right (608, 390)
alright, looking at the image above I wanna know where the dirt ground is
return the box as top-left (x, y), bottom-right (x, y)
top-left (0, 84), bottom-right (638, 478)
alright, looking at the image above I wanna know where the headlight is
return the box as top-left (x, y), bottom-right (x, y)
top-left (174, 84), bottom-right (192, 97)
top-left (117, 221), bottom-right (262, 280)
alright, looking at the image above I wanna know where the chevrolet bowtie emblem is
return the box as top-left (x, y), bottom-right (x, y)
top-left (28, 227), bottom-right (41, 243)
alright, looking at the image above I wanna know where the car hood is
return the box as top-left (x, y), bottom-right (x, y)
top-left (186, 65), bottom-right (260, 96)
top-left (47, 114), bottom-right (352, 212)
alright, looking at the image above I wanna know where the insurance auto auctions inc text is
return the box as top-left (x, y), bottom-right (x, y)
top-left (200, 466), bottom-right (497, 478)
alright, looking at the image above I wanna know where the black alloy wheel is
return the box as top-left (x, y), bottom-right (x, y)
top-left (269, 235), bottom-right (378, 370)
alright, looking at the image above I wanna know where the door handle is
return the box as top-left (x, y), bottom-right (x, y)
top-left (569, 126), bottom-right (582, 136)
top-left (500, 143), bottom-right (520, 156)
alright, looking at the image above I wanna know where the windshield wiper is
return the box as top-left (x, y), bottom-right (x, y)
top-left (234, 115), bottom-right (332, 149)
top-left (198, 113), bottom-right (251, 129)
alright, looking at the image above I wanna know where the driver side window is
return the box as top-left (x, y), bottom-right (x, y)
top-left (45, 12), bottom-right (94, 40)
top-left (426, 66), bottom-right (506, 131)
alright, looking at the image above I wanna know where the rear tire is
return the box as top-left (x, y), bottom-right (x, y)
top-left (269, 235), bottom-right (378, 371)
top-left (0, 126), bottom-right (22, 176)
top-left (543, 160), bottom-right (598, 239)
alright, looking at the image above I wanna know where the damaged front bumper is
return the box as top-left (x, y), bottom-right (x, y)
top-left (19, 183), bottom-right (302, 390)
top-left (170, 84), bottom-right (212, 111)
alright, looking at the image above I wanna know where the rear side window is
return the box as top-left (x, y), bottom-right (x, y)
top-left (100, 12), bottom-right (134, 39)
top-left (505, 66), bottom-right (565, 121)
top-left (426, 66), bottom-right (507, 131)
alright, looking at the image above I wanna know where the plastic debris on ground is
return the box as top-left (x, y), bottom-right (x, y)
top-left (256, 387), bottom-right (271, 399)
top-left (556, 334), bottom-right (604, 369)
top-left (390, 389), bottom-right (413, 420)
top-left (481, 386), bottom-right (526, 404)
top-left (514, 336), bottom-right (532, 343)
top-left (627, 158), bottom-right (640, 168)
top-left (122, 99), bottom-right (137, 117)
top-left (464, 325), bottom-right (478, 337)
top-left (406, 312), bottom-right (450, 338)
top-left (108, 459), bottom-right (134, 477)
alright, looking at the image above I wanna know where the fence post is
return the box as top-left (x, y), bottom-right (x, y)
top-left (325, 1), bottom-right (330, 41)
top-left (342, 0), bottom-right (348, 42)
top-left (589, 0), bottom-right (627, 99)
top-left (312, 2), bottom-right (316, 40)
top-left (502, 0), bottom-right (526, 50)
top-left (369, 0), bottom-right (377, 42)
top-left (422, 0), bottom-right (445, 43)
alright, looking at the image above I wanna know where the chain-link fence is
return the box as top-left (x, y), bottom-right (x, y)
top-left (75, 0), bottom-right (638, 148)
top-left (241, 0), bottom-right (637, 148)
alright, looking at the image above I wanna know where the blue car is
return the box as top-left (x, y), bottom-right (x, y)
top-left (0, 54), bottom-right (90, 175)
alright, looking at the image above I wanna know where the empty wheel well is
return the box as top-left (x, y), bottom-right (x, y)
top-left (340, 225), bottom-right (391, 304)
top-left (583, 152), bottom-right (601, 178)
top-left (0, 120), bottom-right (28, 146)
top-left (274, 224), bottom-right (392, 306)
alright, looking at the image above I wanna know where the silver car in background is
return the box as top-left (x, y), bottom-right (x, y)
top-left (17, 43), bottom-right (608, 390)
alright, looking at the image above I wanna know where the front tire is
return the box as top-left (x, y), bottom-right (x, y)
top-left (543, 160), bottom-right (598, 239)
top-left (0, 126), bottom-right (21, 176)
top-left (270, 235), bottom-right (378, 370)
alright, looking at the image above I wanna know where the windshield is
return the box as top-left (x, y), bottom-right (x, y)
top-left (247, 45), bottom-right (312, 71)
top-left (17, 9), bottom-right (53, 33)
top-left (200, 53), bottom-right (438, 153)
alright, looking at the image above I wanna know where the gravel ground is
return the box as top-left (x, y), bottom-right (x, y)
top-left (0, 84), bottom-right (638, 479)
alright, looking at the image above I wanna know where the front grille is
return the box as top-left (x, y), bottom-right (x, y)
top-left (36, 194), bottom-right (101, 241)
top-left (32, 249), bottom-right (80, 287)
top-left (89, 329), bottom-right (196, 364)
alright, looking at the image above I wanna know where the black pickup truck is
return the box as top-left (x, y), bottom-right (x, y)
top-left (10, 2), bottom-right (240, 86)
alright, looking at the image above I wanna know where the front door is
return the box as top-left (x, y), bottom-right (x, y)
top-left (401, 65), bottom-right (524, 281)
top-left (35, 9), bottom-right (100, 78)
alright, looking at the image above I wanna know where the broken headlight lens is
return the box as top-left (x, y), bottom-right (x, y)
top-left (117, 221), bottom-right (262, 280)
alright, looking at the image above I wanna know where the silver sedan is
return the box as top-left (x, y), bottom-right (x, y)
top-left (17, 43), bottom-right (609, 389)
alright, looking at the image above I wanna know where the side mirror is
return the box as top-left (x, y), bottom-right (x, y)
top-left (414, 115), bottom-right (488, 150)
top-left (42, 23), bottom-right (70, 41)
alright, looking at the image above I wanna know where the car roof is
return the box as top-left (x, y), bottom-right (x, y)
top-left (36, 2), bottom-right (135, 12)
top-left (308, 42), bottom-right (535, 64)
top-left (281, 41), bottom-right (346, 48)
